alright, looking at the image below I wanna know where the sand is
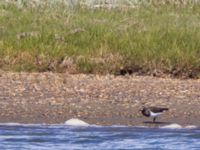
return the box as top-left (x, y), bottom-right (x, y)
top-left (0, 72), bottom-right (200, 127)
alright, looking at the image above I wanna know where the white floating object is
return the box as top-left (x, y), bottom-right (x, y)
top-left (160, 123), bottom-right (182, 129)
top-left (65, 118), bottom-right (89, 126)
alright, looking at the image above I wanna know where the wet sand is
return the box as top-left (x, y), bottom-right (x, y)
top-left (0, 72), bottom-right (200, 127)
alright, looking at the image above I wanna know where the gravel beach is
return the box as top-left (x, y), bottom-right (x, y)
top-left (0, 72), bottom-right (200, 127)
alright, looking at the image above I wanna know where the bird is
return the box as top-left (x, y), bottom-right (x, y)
top-left (140, 106), bottom-right (169, 123)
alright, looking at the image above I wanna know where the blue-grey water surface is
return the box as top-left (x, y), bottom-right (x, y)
top-left (0, 124), bottom-right (200, 150)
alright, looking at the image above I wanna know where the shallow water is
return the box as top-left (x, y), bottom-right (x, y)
top-left (0, 124), bottom-right (200, 150)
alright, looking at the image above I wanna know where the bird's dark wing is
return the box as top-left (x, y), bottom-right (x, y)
top-left (149, 107), bottom-right (169, 113)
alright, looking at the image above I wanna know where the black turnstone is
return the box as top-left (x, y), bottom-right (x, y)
top-left (140, 107), bottom-right (169, 122)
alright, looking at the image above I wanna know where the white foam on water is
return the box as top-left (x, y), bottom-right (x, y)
top-left (160, 124), bottom-right (198, 129)
top-left (0, 123), bottom-right (22, 126)
top-left (0, 123), bottom-right (49, 127)
top-left (160, 123), bottom-right (183, 129)
top-left (0, 122), bottom-right (198, 129)
top-left (185, 125), bottom-right (197, 129)
top-left (135, 126), bottom-right (149, 128)
top-left (64, 118), bottom-right (90, 126)
top-left (110, 125), bottom-right (129, 128)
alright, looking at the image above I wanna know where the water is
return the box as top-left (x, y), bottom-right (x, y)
top-left (0, 123), bottom-right (200, 150)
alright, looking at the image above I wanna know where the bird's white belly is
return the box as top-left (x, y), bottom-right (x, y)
top-left (150, 111), bottom-right (162, 117)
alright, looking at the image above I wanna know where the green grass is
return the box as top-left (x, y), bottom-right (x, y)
top-left (1, 2), bottom-right (200, 78)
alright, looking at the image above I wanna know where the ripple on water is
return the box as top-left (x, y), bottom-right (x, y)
top-left (0, 122), bottom-right (199, 149)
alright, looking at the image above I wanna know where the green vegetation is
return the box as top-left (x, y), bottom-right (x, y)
top-left (0, 1), bottom-right (200, 78)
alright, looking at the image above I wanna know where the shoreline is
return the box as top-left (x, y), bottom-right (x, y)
top-left (0, 72), bottom-right (200, 127)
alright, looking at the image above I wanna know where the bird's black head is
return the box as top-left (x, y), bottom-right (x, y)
top-left (140, 107), bottom-right (150, 117)
top-left (139, 106), bottom-right (146, 112)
